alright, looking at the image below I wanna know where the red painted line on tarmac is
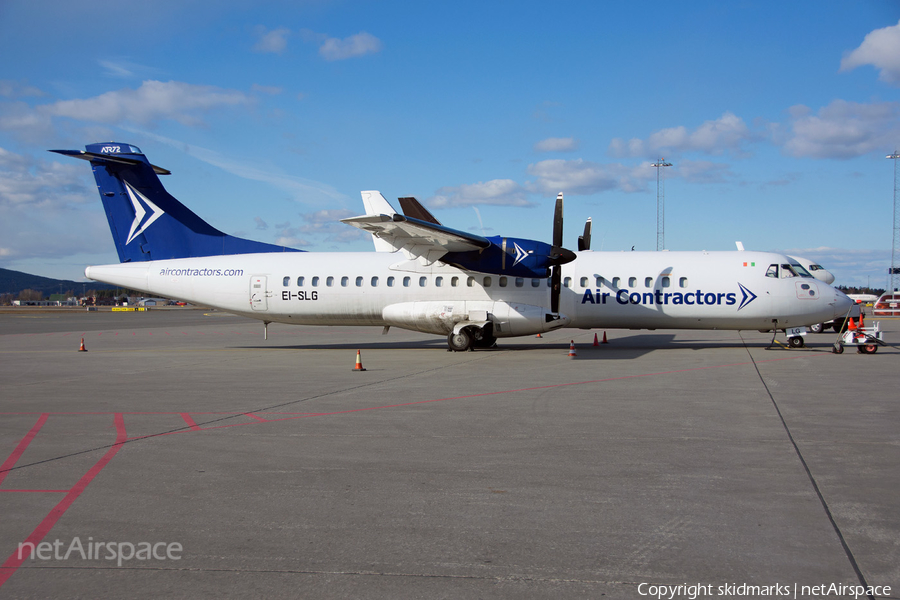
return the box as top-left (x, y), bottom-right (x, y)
top-left (0, 413), bottom-right (49, 487)
top-left (180, 413), bottom-right (202, 431)
top-left (0, 413), bottom-right (127, 589)
top-left (243, 413), bottom-right (267, 422)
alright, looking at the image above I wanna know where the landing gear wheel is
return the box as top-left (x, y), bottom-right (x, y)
top-left (860, 343), bottom-right (878, 354)
top-left (809, 323), bottom-right (825, 334)
top-left (447, 329), bottom-right (472, 352)
top-left (788, 336), bottom-right (805, 348)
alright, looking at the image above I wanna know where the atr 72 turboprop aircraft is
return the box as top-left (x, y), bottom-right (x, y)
top-left (54, 142), bottom-right (853, 351)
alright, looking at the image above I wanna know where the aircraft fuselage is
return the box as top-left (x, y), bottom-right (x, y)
top-left (86, 249), bottom-right (851, 340)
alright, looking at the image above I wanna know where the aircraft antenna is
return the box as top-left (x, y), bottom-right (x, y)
top-left (651, 158), bottom-right (672, 251)
top-left (889, 151), bottom-right (900, 292)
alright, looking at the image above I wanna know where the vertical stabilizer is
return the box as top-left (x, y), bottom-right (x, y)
top-left (51, 143), bottom-right (301, 262)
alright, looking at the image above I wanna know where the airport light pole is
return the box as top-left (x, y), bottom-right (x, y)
top-left (652, 158), bottom-right (672, 251)
top-left (889, 151), bottom-right (900, 292)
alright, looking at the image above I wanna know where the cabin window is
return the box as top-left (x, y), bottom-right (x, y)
top-left (499, 276), bottom-right (508, 287)
top-left (403, 276), bottom-right (411, 287)
top-left (419, 276), bottom-right (427, 287)
top-left (312, 276), bottom-right (319, 287)
top-left (645, 277), bottom-right (653, 288)
top-left (515, 278), bottom-right (524, 287)
top-left (283, 276), bottom-right (290, 287)
top-left (387, 276), bottom-right (394, 287)
top-left (435, 276), bottom-right (443, 287)
top-left (596, 276), bottom-right (604, 287)
top-left (531, 278), bottom-right (541, 287)
top-left (297, 276), bottom-right (304, 287)
top-left (580, 277), bottom-right (588, 288)
top-left (326, 276), bottom-right (334, 287)
top-left (451, 276), bottom-right (459, 287)
top-left (661, 276), bottom-right (670, 288)
top-left (628, 277), bottom-right (637, 287)
top-left (467, 277), bottom-right (475, 287)
top-left (356, 276), bottom-right (363, 287)
top-left (484, 277), bottom-right (492, 287)
top-left (564, 277), bottom-right (572, 288)
top-left (371, 276), bottom-right (378, 287)
top-left (612, 277), bottom-right (621, 288)
top-left (679, 277), bottom-right (688, 288)
top-left (341, 276), bottom-right (349, 287)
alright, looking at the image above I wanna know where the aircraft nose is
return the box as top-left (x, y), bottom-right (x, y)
top-left (832, 288), bottom-right (854, 318)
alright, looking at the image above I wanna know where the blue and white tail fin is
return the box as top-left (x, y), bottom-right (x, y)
top-left (51, 142), bottom-right (301, 262)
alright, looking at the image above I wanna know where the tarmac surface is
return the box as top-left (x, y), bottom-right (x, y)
top-left (0, 308), bottom-right (898, 599)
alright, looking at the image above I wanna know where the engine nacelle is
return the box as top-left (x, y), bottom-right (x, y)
top-left (441, 236), bottom-right (574, 279)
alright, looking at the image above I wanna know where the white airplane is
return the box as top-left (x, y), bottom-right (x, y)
top-left (788, 255), bottom-right (835, 285)
top-left (54, 142), bottom-right (853, 351)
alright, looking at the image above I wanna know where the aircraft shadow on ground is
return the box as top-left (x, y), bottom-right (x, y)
top-left (231, 332), bottom-right (852, 358)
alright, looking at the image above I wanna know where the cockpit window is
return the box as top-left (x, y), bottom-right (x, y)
top-left (766, 264), bottom-right (779, 278)
top-left (789, 263), bottom-right (813, 278)
top-left (780, 264), bottom-right (798, 278)
top-left (809, 264), bottom-right (823, 271)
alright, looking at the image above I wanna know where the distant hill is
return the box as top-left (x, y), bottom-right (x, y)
top-left (0, 267), bottom-right (120, 296)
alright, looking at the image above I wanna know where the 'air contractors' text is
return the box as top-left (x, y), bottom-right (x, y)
top-left (582, 288), bottom-right (737, 306)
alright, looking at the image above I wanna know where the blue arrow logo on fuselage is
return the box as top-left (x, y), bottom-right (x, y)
top-left (737, 283), bottom-right (757, 311)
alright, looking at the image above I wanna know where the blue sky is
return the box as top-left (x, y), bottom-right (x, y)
top-left (1, 0), bottom-right (899, 288)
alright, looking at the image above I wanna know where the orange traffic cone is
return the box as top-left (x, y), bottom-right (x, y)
top-left (536, 333), bottom-right (542, 338)
top-left (352, 350), bottom-right (366, 371)
top-left (567, 340), bottom-right (577, 357)
top-left (593, 333), bottom-right (600, 347)
top-left (601, 331), bottom-right (609, 344)
top-left (848, 318), bottom-right (857, 331)
top-left (78, 337), bottom-right (87, 352)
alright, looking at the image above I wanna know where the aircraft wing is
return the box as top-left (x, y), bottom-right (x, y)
top-left (341, 213), bottom-right (490, 264)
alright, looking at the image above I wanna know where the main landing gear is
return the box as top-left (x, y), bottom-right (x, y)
top-left (447, 325), bottom-right (497, 352)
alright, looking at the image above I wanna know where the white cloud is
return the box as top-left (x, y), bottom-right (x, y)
top-left (45, 80), bottom-right (252, 127)
top-left (427, 179), bottom-right (532, 208)
top-left (609, 112), bottom-right (753, 158)
top-left (676, 160), bottom-right (735, 184)
top-left (0, 148), bottom-right (108, 264)
top-left (128, 129), bottom-right (346, 204)
top-left (254, 217), bottom-right (268, 230)
top-left (319, 32), bottom-right (383, 61)
top-left (251, 84), bottom-right (282, 95)
top-left (782, 99), bottom-right (900, 159)
top-left (0, 81), bottom-right (253, 139)
top-left (527, 159), bottom-right (655, 195)
top-left (253, 26), bottom-right (291, 54)
top-left (840, 19), bottom-right (900, 85)
top-left (0, 80), bottom-right (44, 98)
top-left (534, 137), bottom-right (579, 152)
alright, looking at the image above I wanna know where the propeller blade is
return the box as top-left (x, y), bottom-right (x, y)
top-left (578, 217), bottom-right (592, 251)
top-left (553, 192), bottom-right (564, 248)
top-left (550, 265), bottom-right (561, 314)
